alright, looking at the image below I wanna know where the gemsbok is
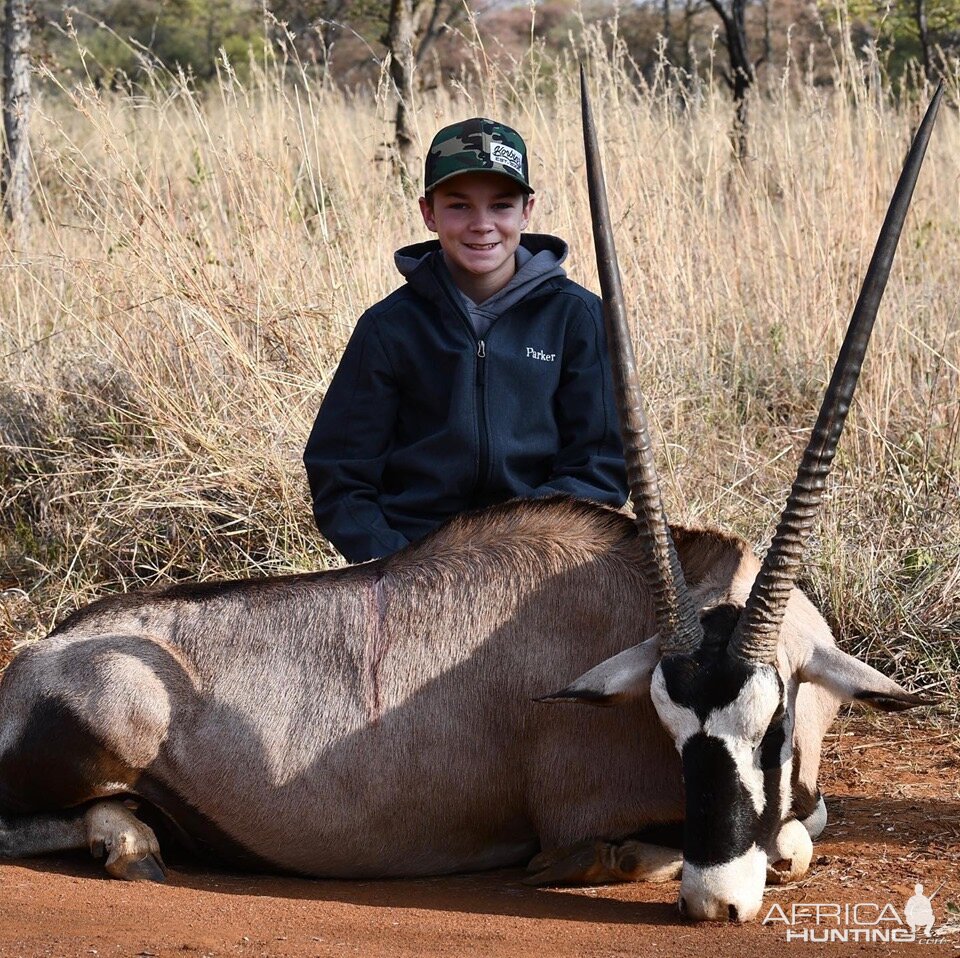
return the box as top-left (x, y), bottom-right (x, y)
top-left (0, 75), bottom-right (942, 923)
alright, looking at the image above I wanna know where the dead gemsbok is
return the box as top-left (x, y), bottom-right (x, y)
top-left (0, 77), bottom-right (942, 923)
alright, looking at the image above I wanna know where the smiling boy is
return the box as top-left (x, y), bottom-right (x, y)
top-left (304, 117), bottom-right (627, 563)
top-left (419, 172), bottom-right (530, 302)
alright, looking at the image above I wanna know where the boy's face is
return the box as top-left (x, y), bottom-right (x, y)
top-left (419, 172), bottom-right (534, 293)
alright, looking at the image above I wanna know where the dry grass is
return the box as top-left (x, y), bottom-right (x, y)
top-left (0, 30), bottom-right (957, 699)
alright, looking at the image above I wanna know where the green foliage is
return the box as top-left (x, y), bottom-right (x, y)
top-left (22, 0), bottom-right (958, 94)
top-left (822, 0), bottom-right (960, 78)
top-left (38, 0), bottom-right (266, 83)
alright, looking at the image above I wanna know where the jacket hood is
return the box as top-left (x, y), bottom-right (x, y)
top-left (394, 233), bottom-right (569, 302)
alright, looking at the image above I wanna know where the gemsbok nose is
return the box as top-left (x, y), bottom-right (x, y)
top-left (680, 896), bottom-right (755, 923)
top-left (677, 849), bottom-right (768, 922)
top-left (679, 892), bottom-right (759, 923)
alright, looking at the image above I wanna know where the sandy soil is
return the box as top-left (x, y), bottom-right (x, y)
top-left (0, 715), bottom-right (957, 958)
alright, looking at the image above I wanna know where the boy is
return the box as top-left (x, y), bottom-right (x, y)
top-left (304, 117), bottom-right (627, 564)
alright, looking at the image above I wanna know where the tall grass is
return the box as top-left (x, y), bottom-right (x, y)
top-left (0, 30), bottom-right (957, 700)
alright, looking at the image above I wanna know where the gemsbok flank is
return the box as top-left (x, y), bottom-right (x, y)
top-left (0, 75), bottom-right (942, 924)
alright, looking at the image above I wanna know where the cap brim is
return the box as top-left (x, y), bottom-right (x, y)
top-left (425, 168), bottom-right (534, 195)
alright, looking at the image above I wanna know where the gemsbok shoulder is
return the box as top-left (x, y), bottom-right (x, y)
top-left (0, 74), bottom-right (943, 923)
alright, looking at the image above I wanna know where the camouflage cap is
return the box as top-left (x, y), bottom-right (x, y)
top-left (424, 117), bottom-right (534, 195)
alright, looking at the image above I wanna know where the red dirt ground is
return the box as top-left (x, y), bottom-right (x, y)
top-left (0, 715), bottom-right (957, 958)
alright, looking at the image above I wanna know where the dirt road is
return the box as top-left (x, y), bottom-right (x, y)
top-left (1, 717), bottom-right (957, 958)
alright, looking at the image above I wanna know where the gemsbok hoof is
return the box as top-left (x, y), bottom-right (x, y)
top-left (84, 801), bottom-right (168, 882)
top-left (524, 838), bottom-right (682, 886)
top-left (766, 818), bottom-right (813, 885)
top-left (524, 839), bottom-right (606, 885)
top-left (114, 852), bottom-right (168, 883)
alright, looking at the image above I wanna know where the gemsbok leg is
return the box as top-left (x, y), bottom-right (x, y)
top-left (0, 802), bottom-right (166, 880)
top-left (525, 838), bottom-right (682, 885)
top-left (0, 633), bottom-right (180, 881)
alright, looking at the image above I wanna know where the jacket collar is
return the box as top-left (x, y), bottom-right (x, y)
top-left (394, 233), bottom-right (569, 303)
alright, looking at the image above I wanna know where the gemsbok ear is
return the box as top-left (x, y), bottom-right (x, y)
top-left (536, 637), bottom-right (659, 706)
top-left (800, 646), bottom-right (937, 712)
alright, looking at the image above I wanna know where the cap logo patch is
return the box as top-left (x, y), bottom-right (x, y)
top-left (490, 143), bottom-right (523, 174)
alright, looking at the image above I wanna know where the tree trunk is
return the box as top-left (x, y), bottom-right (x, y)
top-left (3, 0), bottom-right (31, 232)
top-left (915, 0), bottom-right (933, 81)
top-left (662, 0), bottom-right (672, 62)
top-left (705, 0), bottom-right (754, 160)
top-left (414, 0), bottom-right (446, 66)
top-left (762, 0), bottom-right (772, 81)
top-left (683, 0), bottom-right (696, 73)
top-left (387, 0), bottom-right (464, 186)
top-left (386, 0), bottom-right (417, 185)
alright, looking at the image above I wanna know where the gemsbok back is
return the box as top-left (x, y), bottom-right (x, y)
top-left (0, 75), bottom-right (943, 923)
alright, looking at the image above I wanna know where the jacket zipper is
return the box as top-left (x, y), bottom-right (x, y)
top-left (439, 280), bottom-right (491, 498)
top-left (437, 273), bottom-right (560, 500)
top-left (475, 338), bottom-right (489, 495)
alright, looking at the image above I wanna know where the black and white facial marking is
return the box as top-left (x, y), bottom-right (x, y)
top-left (650, 605), bottom-right (798, 922)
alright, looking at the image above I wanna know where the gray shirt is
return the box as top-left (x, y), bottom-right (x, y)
top-left (396, 237), bottom-right (568, 339)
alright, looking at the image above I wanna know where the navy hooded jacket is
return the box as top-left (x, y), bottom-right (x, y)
top-left (304, 233), bottom-right (628, 563)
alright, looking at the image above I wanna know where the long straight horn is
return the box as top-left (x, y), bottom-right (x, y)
top-left (730, 82), bottom-right (945, 664)
top-left (581, 65), bottom-right (703, 656)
